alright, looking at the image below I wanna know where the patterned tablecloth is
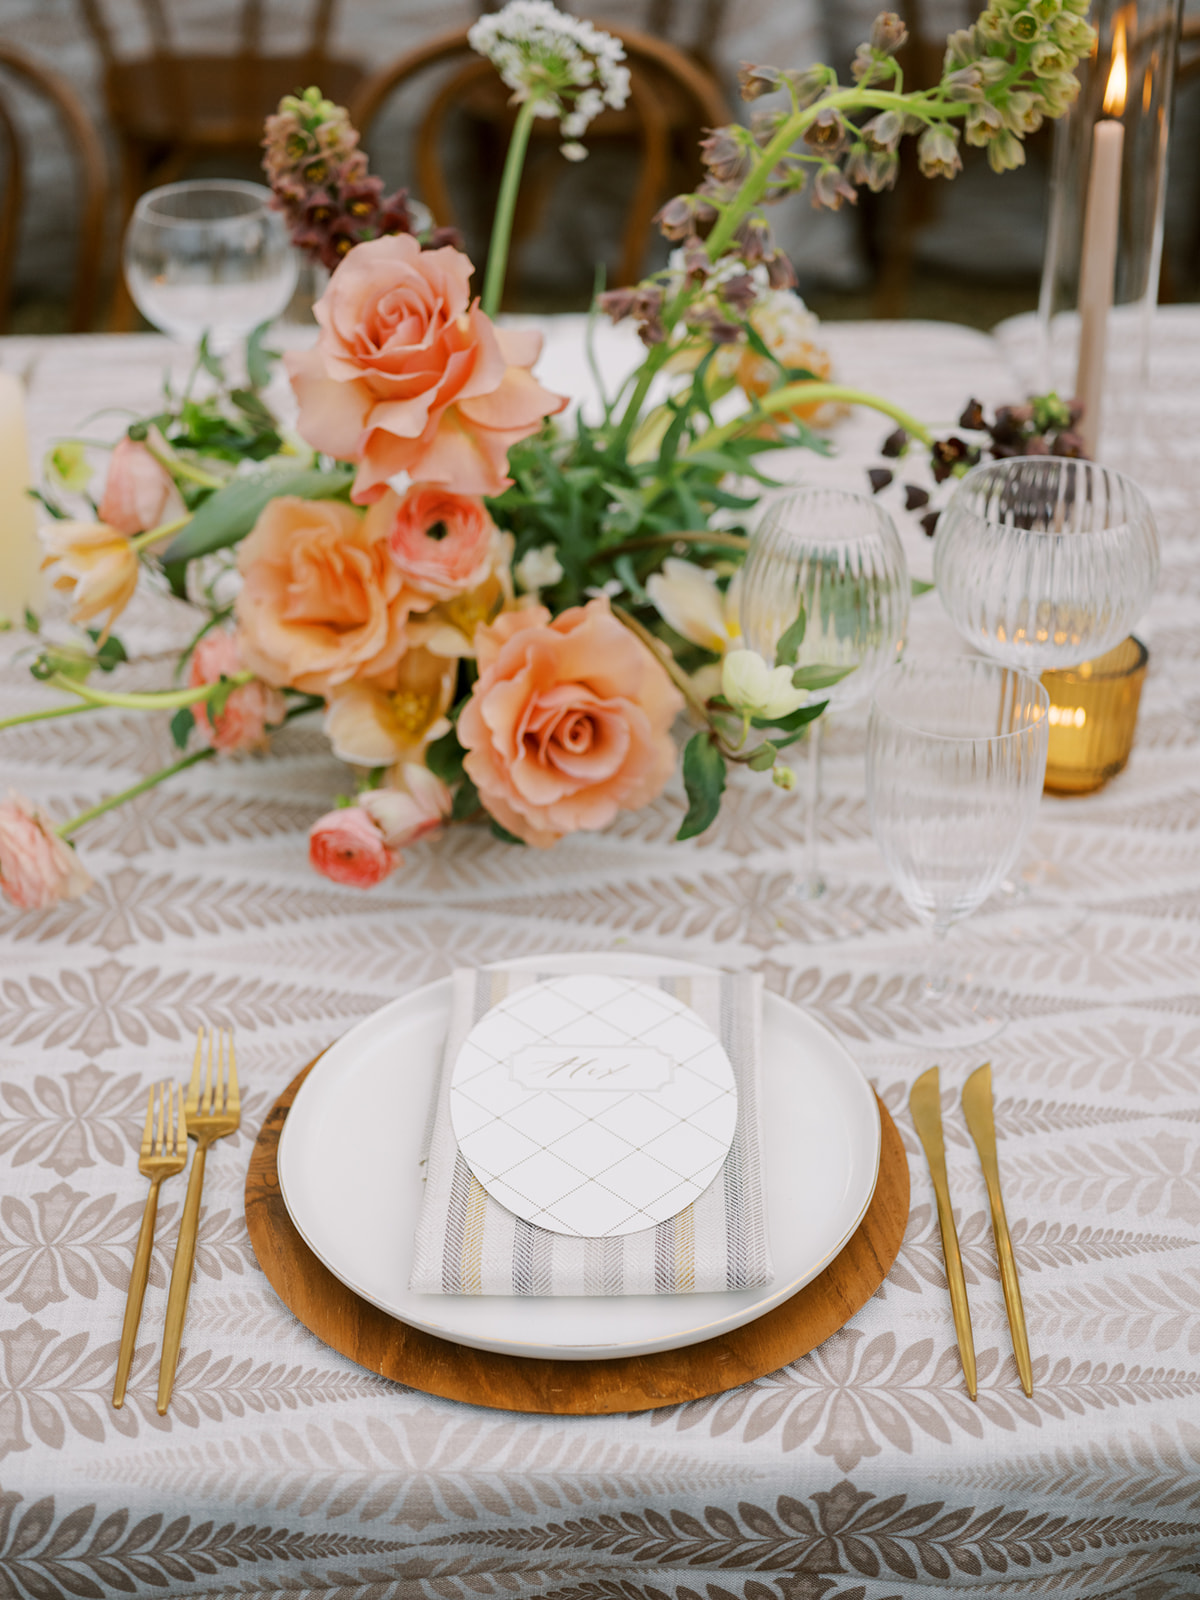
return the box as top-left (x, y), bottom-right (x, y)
top-left (2, 314), bottom-right (1200, 1600)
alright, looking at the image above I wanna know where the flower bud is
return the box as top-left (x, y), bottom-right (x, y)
top-left (772, 764), bottom-right (797, 791)
top-left (699, 127), bottom-right (753, 185)
top-left (597, 286), bottom-right (638, 322)
top-left (804, 108), bottom-right (849, 152)
top-left (1031, 41), bottom-right (1067, 73)
top-left (944, 24), bottom-right (981, 69)
top-left (721, 272), bottom-right (758, 313)
top-left (812, 165), bottom-right (858, 210)
top-left (1008, 10), bottom-right (1042, 42)
top-left (784, 66), bottom-right (829, 108)
top-left (870, 12), bottom-right (909, 53)
top-left (862, 110), bottom-right (903, 150)
top-left (764, 250), bottom-right (798, 290)
top-left (738, 62), bottom-right (782, 101)
top-left (917, 126), bottom-right (962, 179)
top-left (655, 194), bottom-right (696, 241)
top-left (751, 108), bottom-right (787, 146)
top-left (1004, 91), bottom-right (1043, 134)
top-left (944, 66), bottom-right (985, 102)
top-left (965, 103), bottom-right (1005, 147)
top-left (734, 215), bottom-right (774, 264)
top-left (987, 128), bottom-right (1026, 173)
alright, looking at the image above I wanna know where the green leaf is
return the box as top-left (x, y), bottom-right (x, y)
top-left (170, 707), bottom-right (195, 750)
top-left (754, 699), bottom-right (827, 734)
top-left (158, 465), bottom-right (354, 592)
top-left (774, 606), bottom-right (807, 666)
top-left (911, 577), bottom-right (935, 596)
top-left (230, 388), bottom-right (277, 429)
top-left (747, 742), bottom-right (777, 771)
top-left (23, 607), bottom-right (39, 632)
top-left (791, 663), bottom-right (853, 691)
top-left (207, 676), bottom-right (237, 723)
top-left (677, 731), bottom-right (726, 842)
top-left (197, 332), bottom-right (225, 381)
top-left (489, 817), bottom-right (527, 846)
top-left (425, 724), bottom-right (467, 785)
top-left (86, 630), bottom-right (128, 672)
top-left (246, 322), bottom-right (282, 391)
top-left (451, 775), bottom-right (480, 822)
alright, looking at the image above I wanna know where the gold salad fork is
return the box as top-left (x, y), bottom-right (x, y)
top-left (112, 1081), bottom-right (187, 1408)
top-left (157, 1025), bottom-right (240, 1415)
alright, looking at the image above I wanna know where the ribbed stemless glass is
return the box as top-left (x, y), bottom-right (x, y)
top-left (867, 658), bottom-right (1050, 986)
top-left (741, 488), bottom-right (910, 902)
top-left (934, 457), bottom-right (1159, 672)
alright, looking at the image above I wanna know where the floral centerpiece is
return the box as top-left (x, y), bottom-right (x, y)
top-left (0, 0), bottom-right (1094, 909)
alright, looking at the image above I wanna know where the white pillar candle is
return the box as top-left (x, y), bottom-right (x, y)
top-left (0, 372), bottom-right (43, 629)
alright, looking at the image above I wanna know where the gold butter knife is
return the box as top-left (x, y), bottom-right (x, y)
top-left (962, 1062), bottom-right (1033, 1398)
top-left (909, 1066), bottom-right (977, 1400)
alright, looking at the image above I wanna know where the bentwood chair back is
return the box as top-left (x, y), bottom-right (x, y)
top-left (350, 23), bottom-right (731, 298)
top-left (74, 0), bottom-right (364, 324)
top-left (0, 42), bottom-right (109, 333)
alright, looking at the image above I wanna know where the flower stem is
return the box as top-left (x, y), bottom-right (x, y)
top-left (130, 514), bottom-right (191, 554)
top-left (44, 672), bottom-right (252, 711)
top-left (598, 530), bottom-right (749, 561)
top-left (688, 383), bottom-right (934, 455)
top-left (0, 701), bottom-right (103, 733)
top-left (56, 748), bottom-right (216, 839)
top-left (482, 98), bottom-right (540, 319)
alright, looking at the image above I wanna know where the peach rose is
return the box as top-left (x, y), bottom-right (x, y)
top-left (235, 495), bottom-right (430, 696)
top-left (98, 433), bottom-right (185, 536)
top-left (284, 234), bottom-right (566, 504)
top-left (458, 597), bottom-right (684, 847)
top-left (0, 790), bottom-right (93, 910)
top-left (188, 630), bottom-right (286, 754)
top-left (367, 484), bottom-right (497, 601)
top-left (41, 520), bottom-right (139, 641)
top-left (309, 805), bottom-right (397, 888)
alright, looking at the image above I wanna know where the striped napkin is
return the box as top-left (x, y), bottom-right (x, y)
top-left (409, 966), bottom-right (773, 1296)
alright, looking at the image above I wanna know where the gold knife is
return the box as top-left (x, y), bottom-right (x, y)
top-left (962, 1062), bottom-right (1033, 1398)
top-left (909, 1067), bottom-right (977, 1400)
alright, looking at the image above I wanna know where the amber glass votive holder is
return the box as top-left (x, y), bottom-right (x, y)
top-left (1041, 636), bottom-right (1148, 795)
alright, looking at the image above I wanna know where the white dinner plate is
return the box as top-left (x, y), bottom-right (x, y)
top-left (277, 952), bottom-right (881, 1360)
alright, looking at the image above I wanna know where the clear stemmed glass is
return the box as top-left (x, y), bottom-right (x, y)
top-left (123, 180), bottom-right (298, 354)
top-left (934, 456), bottom-right (1160, 671)
top-left (740, 487), bottom-right (910, 902)
top-left (867, 657), bottom-right (1050, 1036)
top-left (934, 456), bottom-right (1159, 911)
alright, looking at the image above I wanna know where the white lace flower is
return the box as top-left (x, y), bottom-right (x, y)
top-left (514, 543), bottom-right (564, 593)
top-left (468, 0), bottom-right (630, 156)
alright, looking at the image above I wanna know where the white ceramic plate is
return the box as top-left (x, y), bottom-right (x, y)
top-left (277, 952), bottom-right (881, 1360)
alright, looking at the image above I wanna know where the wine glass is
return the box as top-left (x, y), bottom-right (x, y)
top-left (867, 657), bottom-right (1050, 1036)
top-left (934, 456), bottom-right (1159, 671)
top-left (123, 180), bottom-right (298, 354)
top-left (934, 456), bottom-right (1158, 911)
top-left (740, 487), bottom-right (909, 902)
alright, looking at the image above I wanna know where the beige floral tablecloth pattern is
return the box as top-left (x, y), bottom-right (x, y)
top-left (1, 318), bottom-right (1199, 1600)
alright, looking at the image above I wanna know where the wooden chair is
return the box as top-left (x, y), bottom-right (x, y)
top-left (0, 41), bottom-right (109, 332)
top-left (350, 23), bottom-right (731, 297)
top-left (76, 0), bottom-right (364, 323)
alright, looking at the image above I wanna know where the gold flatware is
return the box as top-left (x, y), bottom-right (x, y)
top-left (112, 1081), bottom-right (187, 1408)
top-left (909, 1066), bottom-right (977, 1400)
top-left (963, 1062), bottom-right (1033, 1398)
top-left (157, 1025), bottom-right (240, 1415)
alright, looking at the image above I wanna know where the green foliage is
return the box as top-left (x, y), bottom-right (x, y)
top-left (677, 731), bottom-right (726, 841)
top-left (791, 663), bottom-right (852, 691)
top-left (489, 818), bottom-right (527, 846)
top-left (774, 607), bottom-right (807, 666)
top-left (246, 322), bottom-right (282, 392)
top-left (451, 774), bottom-right (481, 821)
top-left (425, 723), bottom-right (468, 786)
top-left (86, 630), bottom-right (128, 673)
top-left (170, 707), bottom-right (194, 749)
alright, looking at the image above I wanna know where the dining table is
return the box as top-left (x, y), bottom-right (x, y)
top-left (2, 308), bottom-right (1200, 1600)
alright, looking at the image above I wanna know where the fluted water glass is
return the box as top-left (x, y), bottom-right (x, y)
top-left (867, 658), bottom-right (1050, 995)
top-left (934, 456), bottom-right (1159, 672)
top-left (741, 488), bottom-right (910, 900)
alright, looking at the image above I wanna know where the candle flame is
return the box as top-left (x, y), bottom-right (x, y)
top-left (1104, 19), bottom-right (1128, 116)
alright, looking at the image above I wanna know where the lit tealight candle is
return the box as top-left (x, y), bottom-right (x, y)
top-left (1075, 22), bottom-right (1128, 456)
top-left (0, 371), bottom-right (42, 630)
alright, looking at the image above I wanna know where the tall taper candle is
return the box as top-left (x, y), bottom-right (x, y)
top-left (1075, 30), bottom-right (1128, 458)
top-left (0, 372), bottom-right (43, 628)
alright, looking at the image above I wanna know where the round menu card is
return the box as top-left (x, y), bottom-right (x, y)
top-left (449, 974), bottom-right (739, 1237)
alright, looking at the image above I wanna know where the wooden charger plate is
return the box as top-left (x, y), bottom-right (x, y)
top-left (245, 1059), bottom-right (910, 1415)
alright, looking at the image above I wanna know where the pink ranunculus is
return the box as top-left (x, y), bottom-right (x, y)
top-left (98, 432), bottom-right (185, 536)
top-left (458, 596), bottom-right (684, 848)
top-left (360, 764), bottom-right (452, 849)
top-left (0, 791), bottom-right (93, 910)
top-left (188, 629), bottom-right (286, 753)
top-left (368, 484), bottom-right (497, 602)
top-left (284, 234), bottom-right (566, 504)
top-left (308, 805), bottom-right (398, 888)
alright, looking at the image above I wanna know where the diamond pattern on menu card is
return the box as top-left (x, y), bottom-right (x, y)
top-left (449, 975), bottom-right (739, 1237)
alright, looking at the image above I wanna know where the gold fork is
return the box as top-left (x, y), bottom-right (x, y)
top-left (157, 1025), bottom-right (240, 1415)
top-left (112, 1081), bottom-right (187, 1408)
